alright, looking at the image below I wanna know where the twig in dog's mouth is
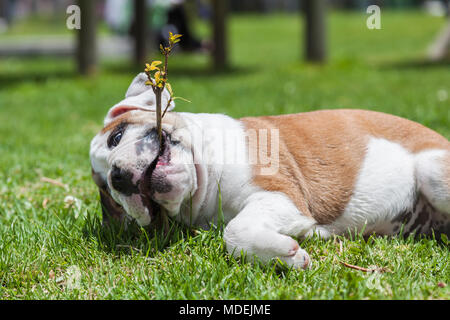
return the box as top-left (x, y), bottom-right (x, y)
top-left (154, 135), bottom-right (170, 235)
top-left (139, 132), bottom-right (170, 234)
top-left (142, 32), bottom-right (184, 235)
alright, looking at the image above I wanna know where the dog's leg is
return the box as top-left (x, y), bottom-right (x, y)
top-left (223, 192), bottom-right (317, 269)
top-left (416, 151), bottom-right (450, 215)
top-left (415, 150), bottom-right (450, 235)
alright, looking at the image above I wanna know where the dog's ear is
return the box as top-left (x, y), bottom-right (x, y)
top-left (99, 188), bottom-right (126, 226)
top-left (104, 73), bottom-right (175, 126)
top-left (92, 169), bottom-right (126, 225)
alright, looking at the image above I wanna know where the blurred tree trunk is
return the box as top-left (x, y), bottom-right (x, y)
top-left (211, 0), bottom-right (228, 70)
top-left (0, 0), bottom-right (5, 21)
top-left (77, 0), bottom-right (97, 75)
top-left (133, 0), bottom-right (147, 66)
top-left (303, 0), bottom-right (327, 63)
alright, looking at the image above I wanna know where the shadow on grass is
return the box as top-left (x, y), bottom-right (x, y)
top-left (81, 211), bottom-right (194, 258)
top-left (341, 227), bottom-right (450, 248)
top-left (379, 58), bottom-right (450, 71)
top-left (0, 57), bottom-right (258, 90)
top-left (0, 69), bottom-right (77, 89)
top-left (103, 61), bottom-right (258, 80)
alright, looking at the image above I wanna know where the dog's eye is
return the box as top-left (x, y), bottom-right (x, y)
top-left (170, 136), bottom-right (180, 145)
top-left (108, 130), bottom-right (124, 148)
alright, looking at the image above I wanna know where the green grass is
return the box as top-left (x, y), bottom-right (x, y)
top-left (0, 11), bottom-right (449, 299)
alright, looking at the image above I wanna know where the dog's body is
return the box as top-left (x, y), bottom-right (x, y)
top-left (90, 74), bottom-right (450, 269)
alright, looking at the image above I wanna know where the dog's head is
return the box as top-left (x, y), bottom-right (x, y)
top-left (89, 73), bottom-right (198, 226)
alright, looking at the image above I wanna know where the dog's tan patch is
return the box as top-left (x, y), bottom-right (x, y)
top-left (101, 112), bottom-right (135, 134)
top-left (102, 110), bottom-right (184, 135)
top-left (350, 110), bottom-right (450, 153)
top-left (241, 110), bottom-right (367, 224)
top-left (241, 109), bottom-right (450, 224)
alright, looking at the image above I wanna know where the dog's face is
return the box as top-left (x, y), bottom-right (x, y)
top-left (90, 108), bottom-right (198, 226)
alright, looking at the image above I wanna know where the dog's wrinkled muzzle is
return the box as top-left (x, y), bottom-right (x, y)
top-left (114, 130), bottom-right (172, 226)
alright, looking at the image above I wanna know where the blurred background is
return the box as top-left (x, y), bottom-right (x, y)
top-left (0, 1), bottom-right (449, 203)
top-left (1, 0), bottom-right (449, 72)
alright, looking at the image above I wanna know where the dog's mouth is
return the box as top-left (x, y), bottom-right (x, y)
top-left (139, 131), bottom-right (171, 223)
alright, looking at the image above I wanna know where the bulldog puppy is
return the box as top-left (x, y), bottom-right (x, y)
top-left (90, 73), bottom-right (450, 269)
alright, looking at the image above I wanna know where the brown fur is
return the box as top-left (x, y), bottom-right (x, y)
top-left (102, 110), bottom-right (184, 134)
top-left (349, 110), bottom-right (450, 153)
top-left (241, 109), bottom-right (450, 224)
top-left (91, 168), bottom-right (126, 223)
top-left (101, 112), bottom-right (136, 134)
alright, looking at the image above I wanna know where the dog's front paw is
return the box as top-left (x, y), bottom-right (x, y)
top-left (281, 247), bottom-right (311, 270)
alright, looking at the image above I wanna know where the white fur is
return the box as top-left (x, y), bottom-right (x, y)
top-left (415, 149), bottom-right (450, 213)
top-left (223, 191), bottom-right (316, 268)
top-left (325, 138), bottom-right (417, 235)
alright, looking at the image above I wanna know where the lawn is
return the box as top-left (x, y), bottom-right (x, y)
top-left (0, 11), bottom-right (449, 300)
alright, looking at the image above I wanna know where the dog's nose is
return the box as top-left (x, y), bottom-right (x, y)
top-left (110, 165), bottom-right (139, 196)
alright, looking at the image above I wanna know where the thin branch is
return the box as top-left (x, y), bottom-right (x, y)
top-left (339, 261), bottom-right (392, 273)
top-left (40, 177), bottom-right (68, 189)
top-left (162, 98), bottom-right (172, 119)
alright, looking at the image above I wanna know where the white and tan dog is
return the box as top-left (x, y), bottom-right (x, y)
top-left (90, 73), bottom-right (450, 269)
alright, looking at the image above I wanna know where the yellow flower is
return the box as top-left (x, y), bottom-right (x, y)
top-left (154, 70), bottom-right (161, 82)
top-left (169, 32), bottom-right (182, 44)
top-left (152, 60), bottom-right (162, 68)
top-left (154, 71), bottom-right (165, 88)
top-left (144, 61), bottom-right (162, 72)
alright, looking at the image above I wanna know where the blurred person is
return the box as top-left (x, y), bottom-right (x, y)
top-left (104, 0), bottom-right (132, 35)
top-left (151, 0), bottom-right (209, 52)
top-left (0, 0), bottom-right (15, 32)
top-left (105, 0), bottom-right (209, 52)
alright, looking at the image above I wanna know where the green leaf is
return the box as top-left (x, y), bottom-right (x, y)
top-left (441, 233), bottom-right (449, 245)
